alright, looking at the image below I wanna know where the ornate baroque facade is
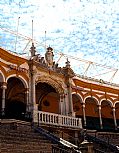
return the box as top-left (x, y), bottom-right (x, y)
top-left (0, 46), bottom-right (119, 131)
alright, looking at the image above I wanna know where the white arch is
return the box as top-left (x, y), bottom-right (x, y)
top-left (84, 95), bottom-right (99, 106)
top-left (100, 98), bottom-right (114, 108)
top-left (6, 74), bottom-right (28, 88)
top-left (72, 92), bottom-right (83, 103)
top-left (114, 101), bottom-right (119, 108)
top-left (0, 70), bottom-right (5, 82)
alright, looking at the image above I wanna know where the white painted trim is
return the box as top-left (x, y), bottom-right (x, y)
top-left (100, 99), bottom-right (113, 107)
top-left (84, 96), bottom-right (99, 105)
top-left (0, 70), bottom-right (5, 82)
top-left (6, 74), bottom-right (28, 88)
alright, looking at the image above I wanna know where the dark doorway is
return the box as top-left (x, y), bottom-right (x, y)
top-left (5, 100), bottom-right (26, 120)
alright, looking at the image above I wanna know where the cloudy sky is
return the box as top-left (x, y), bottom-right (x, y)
top-left (0, 0), bottom-right (119, 84)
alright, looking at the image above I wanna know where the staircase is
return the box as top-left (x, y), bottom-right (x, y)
top-left (0, 119), bottom-right (52, 153)
top-left (0, 119), bottom-right (81, 153)
top-left (1, 119), bottom-right (119, 153)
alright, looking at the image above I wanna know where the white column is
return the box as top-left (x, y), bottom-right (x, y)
top-left (62, 93), bottom-right (66, 115)
top-left (25, 88), bottom-right (29, 111)
top-left (113, 107), bottom-right (117, 129)
top-left (82, 103), bottom-right (86, 127)
top-left (29, 64), bottom-right (32, 112)
top-left (98, 105), bottom-right (103, 129)
top-left (32, 70), bottom-right (38, 123)
top-left (67, 78), bottom-right (74, 116)
top-left (59, 94), bottom-right (66, 115)
top-left (64, 90), bottom-right (69, 116)
top-left (25, 88), bottom-right (32, 120)
top-left (29, 63), bottom-right (38, 123)
top-left (1, 82), bottom-right (7, 116)
top-left (64, 74), bottom-right (74, 116)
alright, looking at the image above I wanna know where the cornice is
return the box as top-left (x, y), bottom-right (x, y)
top-left (0, 47), bottom-right (27, 65)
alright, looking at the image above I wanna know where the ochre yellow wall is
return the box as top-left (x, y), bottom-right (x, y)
top-left (72, 78), bottom-right (119, 120)
top-left (41, 94), bottom-right (59, 114)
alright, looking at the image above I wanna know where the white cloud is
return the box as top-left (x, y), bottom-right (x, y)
top-left (0, 0), bottom-right (119, 83)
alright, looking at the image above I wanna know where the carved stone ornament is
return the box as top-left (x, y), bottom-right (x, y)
top-left (45, 46), bottom-right (54, 67)
top-left (62, 59), bottom-right (75, 78)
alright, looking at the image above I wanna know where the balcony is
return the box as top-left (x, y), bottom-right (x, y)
top-left (38, 111), bottom-right (82, 129)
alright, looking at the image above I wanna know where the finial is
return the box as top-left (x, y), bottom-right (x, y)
top-left (66, 58), bottom-right (70, 68)
top-left (47, 46), bottom-right (53, 52)
top-left (30, 42), bottom-right (36, 57)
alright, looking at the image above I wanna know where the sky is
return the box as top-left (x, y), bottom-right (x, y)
top-left (0, 0), bottom-right (119, 84)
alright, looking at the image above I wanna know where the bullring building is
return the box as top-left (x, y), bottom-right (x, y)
top-left (0, 44), bottom-right (119, 153)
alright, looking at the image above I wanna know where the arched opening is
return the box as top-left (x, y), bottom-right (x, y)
top-left (5, 77), bottom-right (27, 120)
top-left (36, 82), bottom-right (59, 114)
top-left (115, 103), bottom-right (119, 127)
top-left (85, 97), bottom-right (99, 130)
top-left (101, 100), bottom-right (114, 130)
top-left (72, 94), bottom-right (83, 123)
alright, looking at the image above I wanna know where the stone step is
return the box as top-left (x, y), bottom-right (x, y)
top-left (1, 143), bottom-right (52, 150)
top-left (0, 121), bottom-right (52, 153)
top-left (0, 133), bottom-right (47, 141)
top-left (1, 140), bottom-right (52, 153)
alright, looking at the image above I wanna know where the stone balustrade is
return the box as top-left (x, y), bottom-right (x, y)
top-left (38, 111), bottom-right (82, 129)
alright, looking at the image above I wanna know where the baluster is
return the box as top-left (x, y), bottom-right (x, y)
top-left (43, 114), bottom-right (45, 122)
top-left (48, 114), bottom-right (50, 123)
top-left (52, 115), bottom-right (54, 123)
top-left (64, 117), bottom-right (66, 125)
top-left (56, 116), bottom-right (58, 124)
top-left (64, 117), bottom-right (65, 125)
top-left (58, 115), bottom-right (62, 126)
top-left (66, 117), bottom-right (68, 125)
